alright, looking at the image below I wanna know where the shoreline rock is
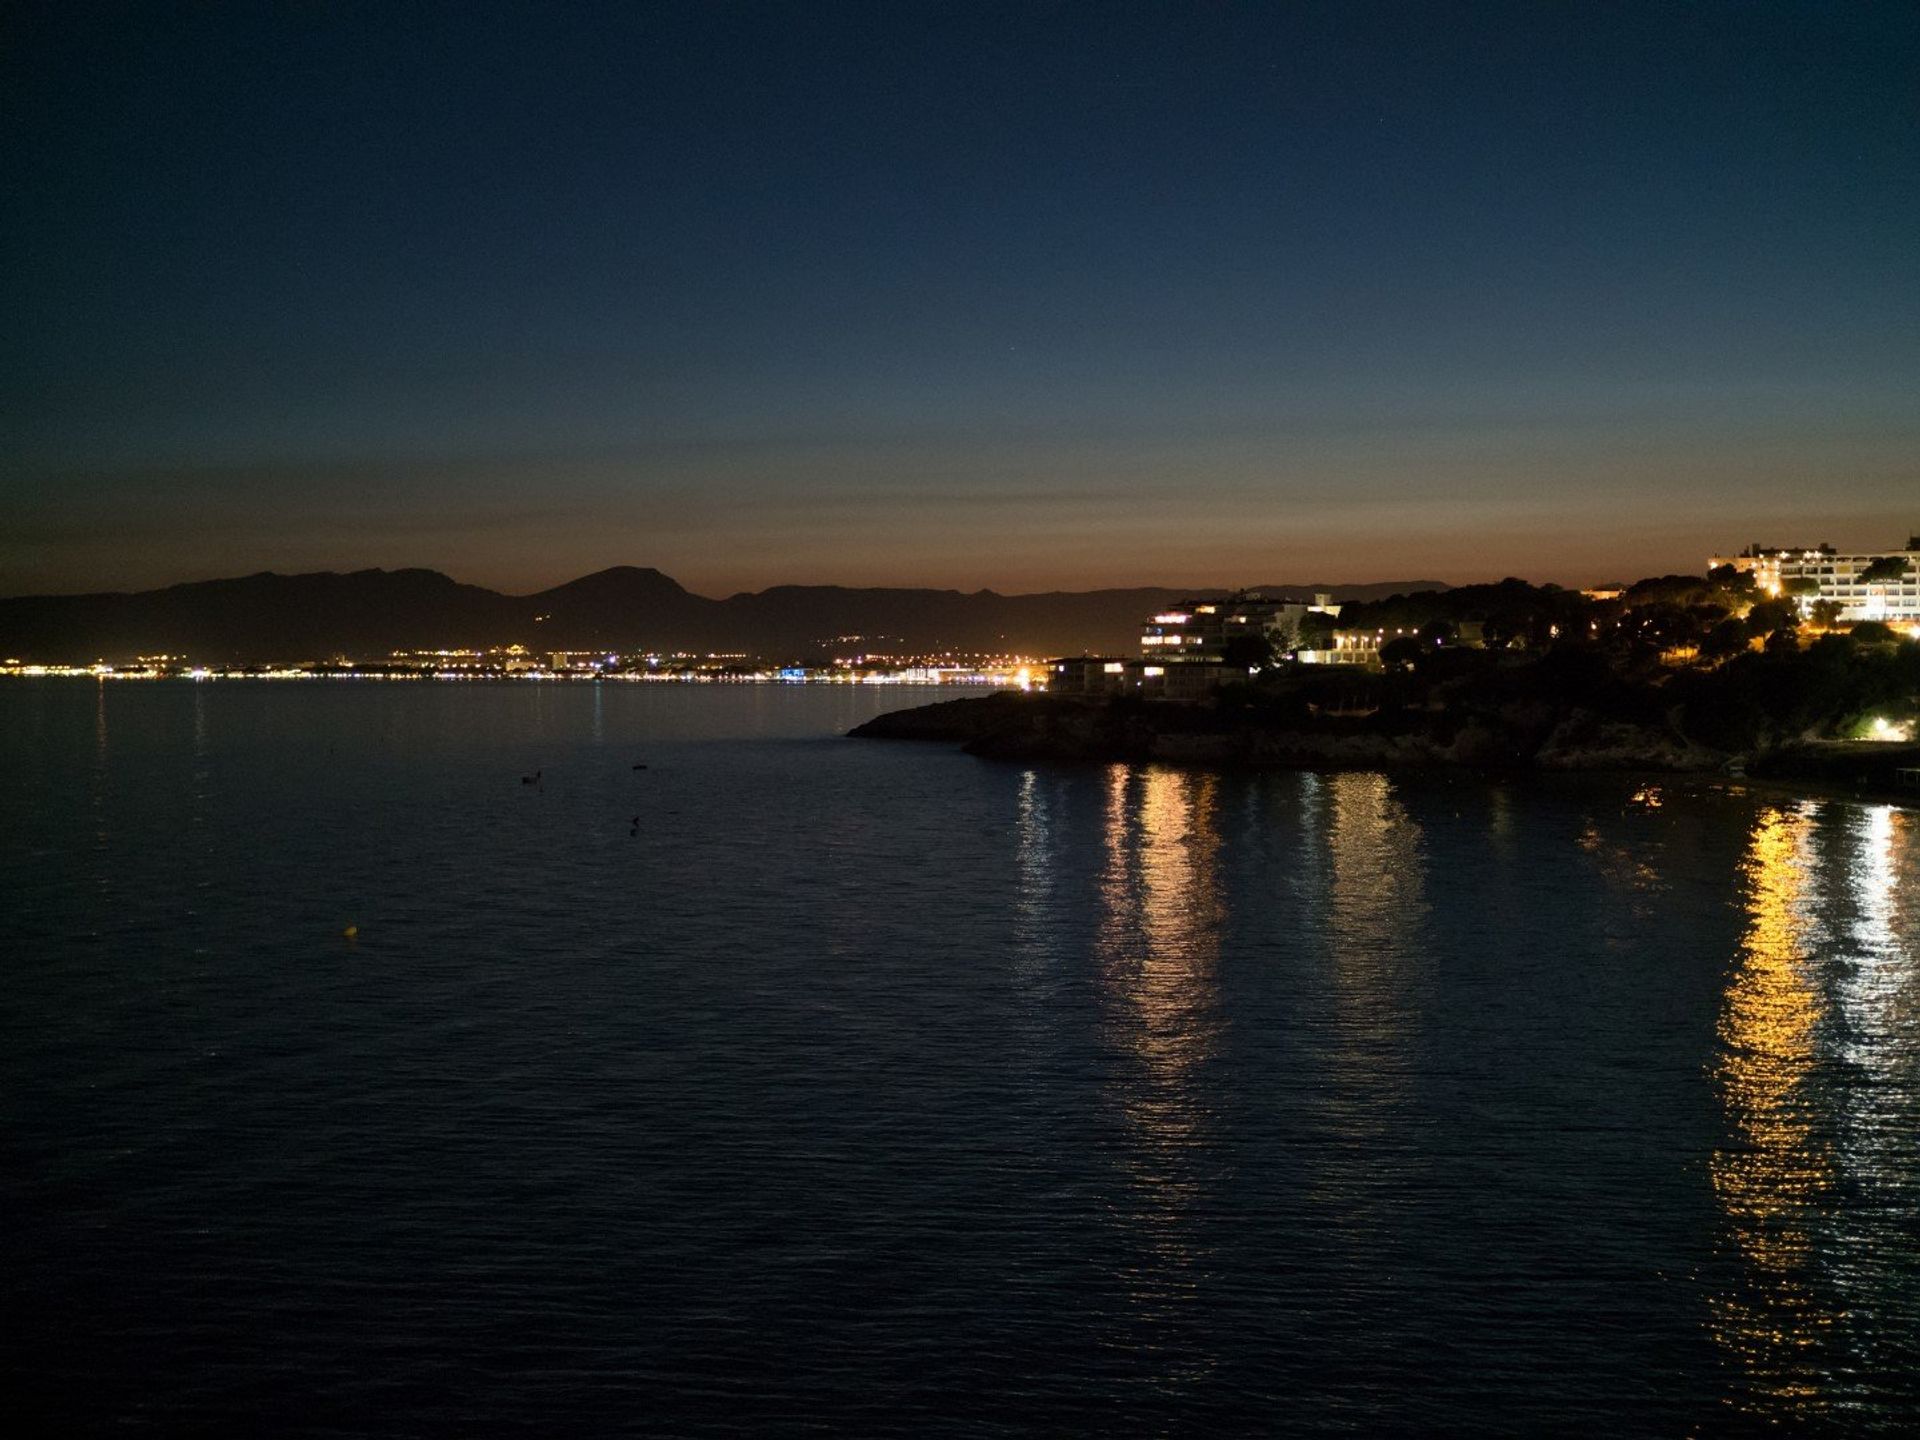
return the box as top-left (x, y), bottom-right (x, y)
top-left (850, 693), bottom-right (1731, 774)
top-left (855, 694), bottom-right (1920, 807)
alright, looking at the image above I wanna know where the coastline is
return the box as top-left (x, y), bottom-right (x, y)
top-left (850, 691), bottom-right (1920, 810)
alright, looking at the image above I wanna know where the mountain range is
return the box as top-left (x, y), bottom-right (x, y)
top-left (0, 567), bottom-right (1447, 663)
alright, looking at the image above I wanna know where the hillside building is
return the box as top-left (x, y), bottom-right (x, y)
top-left (1710, 538), bottom-right (1920, 623)
top-left (1297, 621), bottom-right (1486, 669)
top-left (1139, 591), bottom-right (1340, 660)
top-left (1048, 656), bottom-right (1249, 700)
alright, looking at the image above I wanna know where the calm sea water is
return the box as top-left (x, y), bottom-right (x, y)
top-left (4, 680), bottom-right (1917, 1436)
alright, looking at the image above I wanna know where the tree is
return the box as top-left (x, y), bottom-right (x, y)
top-left (1625, 574), bottom-right (1711, 608)
top-left (1297, 611), bottom-right (1338, 649)
top-left (1220, 633), bottom-right (1275, 671)
top-left (1781, 576), bottom-right (1820, 596)
top-left (1419, 619), bottom-right (1457, 647)
top-left (1481, 613), bottom-right (1523, 649)
top-left (1379, 636), bottom-right (1423, 671)
top-left (1745, 598), bottom-right (1798, 637)
top-left (1708, 564), bottom-right (1756, 595)
top-left (1809, 600), bottom-right (1843, 629)
top-left (1703, 618), bottom-right (1749, 658)
top-left (1638, 603), bottom-right (1698, 650)
top-left (1849, 621), bottom-right (1898, 645)
top-left (1860, 556), bottom-right (1913, 583)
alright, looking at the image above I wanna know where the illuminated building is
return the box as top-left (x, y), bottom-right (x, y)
top-left (1049, 656), bottom-right (1249, 699)
top-left (1300, 629), bottom-right (1395, 668)
top-left (1710, 537), bottom-right (1920, 621)
top-left (1297, 620), bottom-right (1485, 668)
top-left (1139, 590), bottom-right (1340, 660)
top-left (1049, 657), bottom-right (1135, 695)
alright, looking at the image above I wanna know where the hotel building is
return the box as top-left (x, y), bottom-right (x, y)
top-left (1710, 537), bottom-right (1920, 622)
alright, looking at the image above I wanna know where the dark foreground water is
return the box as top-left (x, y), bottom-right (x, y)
top-left (4, 681), bottom-right (1918, 1436)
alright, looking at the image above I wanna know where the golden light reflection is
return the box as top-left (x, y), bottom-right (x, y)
top-left (1709, 803), bottom-right (1836, 1420)
top-left (1313, 773), bottom-right (1427, 1157)
top-left (1095, 762), bottom-right (1227, 1350)
top-left (1324, 773), bottom-right (1426, 978)
top-left (1098, 765), bottom-right (1225, 1174)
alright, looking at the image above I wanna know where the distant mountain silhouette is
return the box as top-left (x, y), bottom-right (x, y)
top-left (524, 566), bottom-right (713, 645)
top-left (0, 568), bottom-right (1447, 663)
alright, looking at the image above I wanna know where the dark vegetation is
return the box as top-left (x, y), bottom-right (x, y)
top-left (1306, 574), bottom-right (1920, 753)
top-left (859, 571), bottom-right (1920, 773)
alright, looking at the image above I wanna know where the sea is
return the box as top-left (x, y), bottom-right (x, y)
top-left (4, 680), bottom-right (1917, 1436)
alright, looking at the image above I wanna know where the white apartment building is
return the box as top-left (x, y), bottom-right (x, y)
top-left (1139, 591), bottom-right (1340, 659)
top-left (1710, 537), bottom-right (1920, 623)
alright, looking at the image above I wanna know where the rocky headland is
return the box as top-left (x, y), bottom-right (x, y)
top-left (854, 593), bottom-right (1920, 797)
top-left (852, 692), bottom-right (1920, 805)
top-left (850, 691), bottom-right (1726, 772)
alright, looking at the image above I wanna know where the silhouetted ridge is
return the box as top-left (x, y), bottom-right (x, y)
top-left (530, 566), bottom-right (691, 602)
top-left (0, 568), bottom-right (1447, 663)
top-left (521, 567), bottom-right (712, 647)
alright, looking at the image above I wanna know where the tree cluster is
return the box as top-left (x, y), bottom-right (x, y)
top-left (1222, 568), bottom-right (1920, 752)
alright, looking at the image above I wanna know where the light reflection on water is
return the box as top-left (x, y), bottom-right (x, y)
top-left (1099, 765), bottom-right (1226, 1130)
top-left (1826, 804), bottom-right (1920, 1423)
top-left (8, 683), bottom-right (1920, 1434)
top-left (1711, 804), bottom-right (1836, 1418)
top-left (1709, 802), bottom-right (1920, 1428)
top-left (1322, 772), bottom-right (1428, 1019)
top-left (1094, 765), bottom-right (1227, 1342)
top-left (1012, 768), bottom-right (1054, 976)
top-left (1312, 771), bottom-right (1428, 1151)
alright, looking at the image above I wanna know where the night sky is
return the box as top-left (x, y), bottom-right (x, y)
top-left (5, 1), bottom-right (1916, 597)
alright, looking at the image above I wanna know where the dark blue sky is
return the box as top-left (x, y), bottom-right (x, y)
top-left (5, 1), bottom-right (1916, 595)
